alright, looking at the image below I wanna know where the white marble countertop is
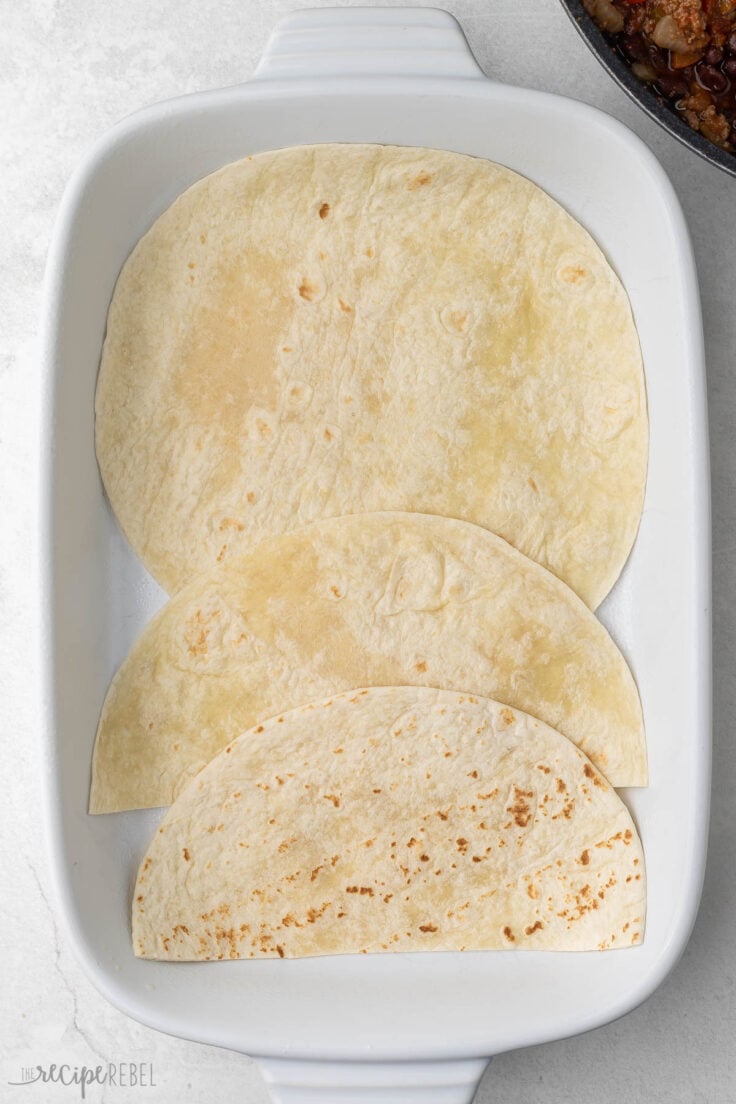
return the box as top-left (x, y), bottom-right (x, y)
top-left (1, 1), bottom-right (734, 1101)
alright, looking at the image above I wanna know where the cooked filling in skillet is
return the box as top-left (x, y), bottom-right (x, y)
top-left (585, 0), bottom-right (736, 151)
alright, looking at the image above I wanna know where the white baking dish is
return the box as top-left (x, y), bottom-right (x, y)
top-left (40, 8), bottom-right (711, 1103)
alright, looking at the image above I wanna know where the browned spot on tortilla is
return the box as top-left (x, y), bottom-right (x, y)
top-left (216, 543), bottom-right (227, 563)
top-left (507, 786), bottom-right (534, 828)
top-left (346, 886), bottom-right (374, 896)
top-left (306, 903), bottom-right (329, 923)
top-left (583, 763), bottom-right (604, 787)
top-left (184, 608), bottom-right (218, 658)
top-left (319, 202), bottom-right (330, 219)
top-left (199, 233), bottom-right (207, 244)
top-left (276, 945), bottom-right (285, 958)
top-left (456, 838), bottom-right (468, 854)
top-left (246, 491), bottom-right (256, 504)
top-left (500, 708), bottom-right (515, 726)
top-left (415, 660), bottom-right (427, 673)
top-left (282, 346), bottom-right (292, 353)
top-left (528, 476), bottom-right (539, 492)
top-left (596, 830), bottom-right (626, 849)
top-left (579, 849), bottom-right (590, 865)
top-left (556, 778), bottom-right (567, 793)
top-left (330, 585), bottom-right (342, 598)
top-left (468, 770), bottom-right (478, 779)
top-left (365, 246), bottom-right (374, 257)
top-left (219, 516), bottom-right (244, 533)
top-left (420, 853), bottom-right (430, 862)
top-left (299, 280), bottom-right (317, 301)
top-left (338, 298), bottom-right (352, 313)
top-left (527, 883), bottom-right (539, 899)
top-left (444, 310), bottom-right (468, 333)
top-left (409, 171), bottom-right (432, 189)
top-left (560, 265), bottom-right (587, 284)
top-left (182, 848), bottom-right (190, 861)
top-left (525, 920), bottom-right (544, 936)
top-left (503, 926), bottom-right (515, 942)
top-left (419, 923), bottom-right (438, 933)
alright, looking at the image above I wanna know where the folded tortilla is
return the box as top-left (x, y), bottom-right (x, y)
top-left (90, 513), bottom-right (645, 813)
top-left (96, 143), bottom-right (647, 606)
top-left (132, 686), bottom-right (646, 959)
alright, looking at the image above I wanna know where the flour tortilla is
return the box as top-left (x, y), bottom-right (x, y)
top-left (96, 143), bottom-right (647, 607)
top-left (132, 687), bottom-right (645, 959)
top-left (90, 513), bottom-right (645, 814)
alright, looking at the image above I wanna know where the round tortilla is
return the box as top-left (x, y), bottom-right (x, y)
top-left (132, 687), bottom-right (646, 959)
top-left (96, 143), bottom-right (647, 606)
top-left (90, 513), bottom-right (645, 814)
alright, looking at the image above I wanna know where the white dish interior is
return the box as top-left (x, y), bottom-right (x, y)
top-left (41, 8), bottom-right (710, 1067)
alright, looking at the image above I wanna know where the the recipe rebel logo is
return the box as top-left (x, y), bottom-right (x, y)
top-left (7, 1062), bottom-right (156, 1098)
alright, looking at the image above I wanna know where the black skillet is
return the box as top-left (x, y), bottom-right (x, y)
top-left (559, 0), bottom-right (736, 177)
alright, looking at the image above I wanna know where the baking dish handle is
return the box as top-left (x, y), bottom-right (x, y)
top-left (253, 7), bottom-right (486, 81)
top-left (256, 1056), bottom-right (489, 1103)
